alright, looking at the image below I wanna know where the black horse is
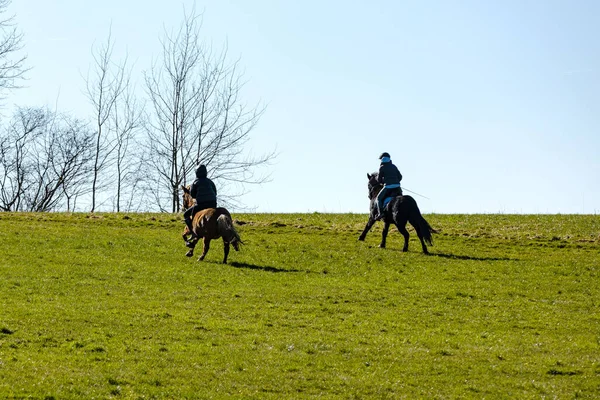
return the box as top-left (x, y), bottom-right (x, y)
top-left (358, 172), bottom-right (437, 254)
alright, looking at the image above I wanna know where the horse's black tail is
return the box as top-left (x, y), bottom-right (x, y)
top-left (217, 214), bottom-right (243, 251)
top-left (406, 197), bottom-right (437, 246)
top-left (417, 215), bottom-right (437, 246)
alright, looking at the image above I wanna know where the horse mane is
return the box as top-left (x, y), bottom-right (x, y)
top-left (368, 172), bottom-right (381, 185)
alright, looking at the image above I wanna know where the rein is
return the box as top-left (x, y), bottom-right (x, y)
top-left (368, 183), bottom-right (381, 200)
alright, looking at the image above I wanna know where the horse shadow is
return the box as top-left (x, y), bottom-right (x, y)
top-left (430, 252), bottom-right (517, 262)
top-left (229, 261), bottom-right (301, 273)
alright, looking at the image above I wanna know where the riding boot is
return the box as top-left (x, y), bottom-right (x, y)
top-left (374, 204), bottom-right (384, 220)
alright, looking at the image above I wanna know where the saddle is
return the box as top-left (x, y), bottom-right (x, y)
top-left (382, 188), bottom-right (403, 210)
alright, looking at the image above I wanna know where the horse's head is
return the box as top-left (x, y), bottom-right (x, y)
top-left (367, 172), bottom-right (382, 200)
top-left (181, 185), bottom-right (194, 209)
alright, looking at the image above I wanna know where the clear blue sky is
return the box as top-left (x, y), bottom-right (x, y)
top-left (8, 0), bottom-right (600, 213)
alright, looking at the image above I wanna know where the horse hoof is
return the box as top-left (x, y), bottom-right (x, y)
top-left (358, 237), bottom-right (365, 241)
top-left (379, 244), bottom-right (386, 249)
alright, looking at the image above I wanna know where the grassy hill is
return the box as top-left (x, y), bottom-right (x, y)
top-left (0, 212), bottom-right (598, 398)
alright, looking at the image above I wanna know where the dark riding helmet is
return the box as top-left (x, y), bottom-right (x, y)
top-left (379, 152), bottom-right (391, 160)
top-left (195, 164), bottom-right (207, 178)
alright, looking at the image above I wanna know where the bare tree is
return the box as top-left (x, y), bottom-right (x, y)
top-left (84, 28), bottom-right (128, 212)
top-left (31, 118), bottom-right (93, 211)
top-left (111, 82), bottom-right (144, 212)
top-left (144, 7), bottom-right (274, 212)
top-left (0, 0), bottom-right (27, 99)
top-left (0, 107), bottom-right (93, 212)
top-left (0, 107), bottom-right (46, 211)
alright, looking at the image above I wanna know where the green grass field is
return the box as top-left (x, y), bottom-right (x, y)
top-left (0, 212), bottom-right (599, 399)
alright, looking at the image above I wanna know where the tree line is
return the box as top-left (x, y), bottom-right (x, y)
top-left (0, 2), bottom-right (274, 213)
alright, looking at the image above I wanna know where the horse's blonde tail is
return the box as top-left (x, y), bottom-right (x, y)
top-left (217, 214), bottom-right (243, 251)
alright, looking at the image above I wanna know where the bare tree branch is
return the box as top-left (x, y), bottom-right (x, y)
top-left (0, 0), bottom-right (28, 101)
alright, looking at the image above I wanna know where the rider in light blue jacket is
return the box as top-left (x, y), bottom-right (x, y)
top-left (375, 152), bottom-right (402, 219)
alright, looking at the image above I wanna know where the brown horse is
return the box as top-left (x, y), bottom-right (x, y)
top-left (181, 185), bottom-right (242, 264)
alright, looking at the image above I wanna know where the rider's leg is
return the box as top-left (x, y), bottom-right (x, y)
top-left (184, 206), bottom-right (198, 238)
top-left (375, 187), bottom-right (388, 220)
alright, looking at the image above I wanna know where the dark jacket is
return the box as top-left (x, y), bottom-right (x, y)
top-left (191, 165), bottom-right (217, 204)
top-left (378, 162), bottom-right (402, 186)
top-left (191, 178), bottom-right (217, 203)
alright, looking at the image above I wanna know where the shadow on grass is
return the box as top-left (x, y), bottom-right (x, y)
top-left (229, 261), bottom-right (301, 273)
top-left (431, 252), bottom-right (517, 262)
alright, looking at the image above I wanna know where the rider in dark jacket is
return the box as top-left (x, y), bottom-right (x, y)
top-left (184, 164), bottom-right (217, 237)
top-left (375, 152), bottom-right (402, 219)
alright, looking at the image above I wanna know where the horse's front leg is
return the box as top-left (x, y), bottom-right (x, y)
top-left (379, 222), bottom-right (390, 248)
top-left (358, 218), bottom-right (376, 241)
top-left (198, 238), bottom-right (211, 261)
top-left (185, 240), bottom-right (196, 257)
top-left (185, 236), bottom-right (198, 257)
top-left (222, 241), bottom-right (230, 264)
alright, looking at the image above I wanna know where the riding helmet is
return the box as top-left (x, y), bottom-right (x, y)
top-left (379, 152), bottom-right (391, 159)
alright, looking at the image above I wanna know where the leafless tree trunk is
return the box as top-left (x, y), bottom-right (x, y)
top-left (84, 28), bottom-right (128, 212)
top-left (0, 0), bottom-right (27, 100)
top-left (144, 7), bottom-right (274, 213)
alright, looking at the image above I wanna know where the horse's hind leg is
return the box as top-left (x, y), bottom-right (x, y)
top-left (395, 222), bottom-right (410, 252)
top-left (412, 224), bottom-right (429, 255)
top-left (222, 241), bottom-right (230, 264)
top-left (198, 238), bottom-right (211, 261)
top-left (418, 233), bottom-right (429, 255)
